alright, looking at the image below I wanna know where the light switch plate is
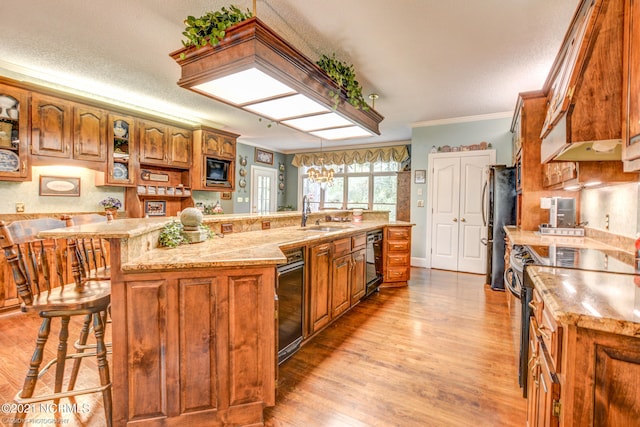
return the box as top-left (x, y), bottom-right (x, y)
top-left (237, 197), bottom-right (243, 203)
top-left (417, 200), bottom-right (424, 207)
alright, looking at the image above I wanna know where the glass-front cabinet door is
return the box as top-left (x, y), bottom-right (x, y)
top-left (0, 83), bottom-right (30, 181)
top-left (106, 114), bottom-right (136, 186)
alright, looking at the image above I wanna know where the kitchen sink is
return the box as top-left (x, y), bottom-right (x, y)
top-left (300, 225), bottom-right (354, 232)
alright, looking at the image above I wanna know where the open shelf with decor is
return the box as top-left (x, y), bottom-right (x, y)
top-left (125, 166), bottom-right (194, 218)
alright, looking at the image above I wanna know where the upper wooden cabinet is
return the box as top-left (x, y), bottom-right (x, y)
top-left (622, 0), bottom-right (640, 170)
top-left (31, 93), bottom-right (73, 159)
top-left (139, 120), bottom-right (192, 169)
top-left (191, 127), bottom-right (238, 191)
top-left (540, 0), bottom-right (626, 163)
top-left (31, 94), bottom-right (107, 163)
top-left (96, 114), bottom-right (137, 187)
top-left (73, 105), bottom-right (107, 162)
top-left (0, 83), bottom-right (30, 181)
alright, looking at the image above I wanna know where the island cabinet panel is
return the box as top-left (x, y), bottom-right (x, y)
top-left (308, 243), bottom-right (332, 335)
top-left (111, 266), bottom-right (276, 426)
top-left (350, 248), bottom-right (366, 304)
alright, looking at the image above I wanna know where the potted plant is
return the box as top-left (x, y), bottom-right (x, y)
top-left (99, 196), bottom-right (122, 214)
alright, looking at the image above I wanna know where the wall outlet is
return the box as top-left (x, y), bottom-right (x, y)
top-left (16, 202), bottom-right (25, 212)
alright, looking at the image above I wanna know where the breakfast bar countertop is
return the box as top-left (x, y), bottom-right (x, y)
top-left (38, 217), bottom-right (412, 271)
top-left (526, 265), bottom-right (640, 337)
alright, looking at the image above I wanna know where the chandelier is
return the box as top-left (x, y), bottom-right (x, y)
top-left (307, 140), bottom-right (334, 188)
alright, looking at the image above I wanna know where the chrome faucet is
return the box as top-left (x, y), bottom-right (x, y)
top-left (301, 195), bottom-right (311, 227)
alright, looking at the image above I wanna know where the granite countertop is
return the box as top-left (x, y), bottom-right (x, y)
top-left (526, 265), bottom-right (640, 337)
top-left (503, 225), bottom-right (626, 252)
top-left (38, 218), bottom-right (413, 271)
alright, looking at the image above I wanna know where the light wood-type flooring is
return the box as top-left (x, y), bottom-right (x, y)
top-left (0, 268), bottom-right (526, 426)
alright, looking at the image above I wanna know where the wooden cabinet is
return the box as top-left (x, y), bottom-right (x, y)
top-left (111, 265), bottom-right (276, 426)
top-left (191, 127), bottom-right (238, 191)
top-left (622, 0), bottom-right (640, 170)
top-left (73, 105), bottom-right (107, 162)
top-left (541, 161), bottom-right (577, 188)
top-left (139, 120), bottom-right (192, 169)
top-left (540, 0), bottom-right (623, 162)
top-left (382, 225), bottom-right (411, 286)
top-left (30, 93), bottom-right (73, 159)
top-left (31, 94), bottom-right (108, 164)
top-left (308, 232), bottom-right (369, 336)
top-left (511, 92), bottom-right (578, 230)
top-left (124, 167), bottom-right (193, 218)
top-left (308, 242), bottom-right (332, 335)
top-left (0, 83), bottom-right (30, 181)
top-left (527, 289), bottom-right (562, 427)
top-left (96, 114), bottom-right (137, 187)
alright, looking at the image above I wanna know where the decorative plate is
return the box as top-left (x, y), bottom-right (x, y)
top-left (238, 178), bottom-right (246, 188)
top-left (239, 168), bottom-right (246, 177)
top-left (0, 149), bottom-right (19, 172)
top-left (279, 182), bottom-right (285, 190)
top-left (113, 163), bottom-right (128, 180)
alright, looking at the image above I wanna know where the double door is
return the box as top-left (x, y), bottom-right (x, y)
top-left (430, 151), bottom-right (494, 273)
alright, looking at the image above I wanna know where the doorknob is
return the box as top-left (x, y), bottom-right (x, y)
top-left (453, 218), bottom-right (458, 222)
top-left (460, 218), bottom-right (466, 222)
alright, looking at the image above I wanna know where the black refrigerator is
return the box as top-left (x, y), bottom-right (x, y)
top-left (481, 165), bottom-right (516, 290)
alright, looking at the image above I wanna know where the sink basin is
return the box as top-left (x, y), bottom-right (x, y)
top-left (300, 225), bottom-right (353, 232)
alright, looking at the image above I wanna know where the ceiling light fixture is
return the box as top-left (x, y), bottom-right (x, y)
top-left (170, 14), bottom-right (383, 140)
top-left (307, 140), bottom-right (334, 189)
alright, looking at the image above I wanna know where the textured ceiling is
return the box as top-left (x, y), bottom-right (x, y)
top-left (0, 0), bottom-right (580, 153)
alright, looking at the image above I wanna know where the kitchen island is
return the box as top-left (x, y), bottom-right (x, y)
top-left (39, 214), bottom-right (411, 426)
top-left (524, 266), bottom-right (640, 426)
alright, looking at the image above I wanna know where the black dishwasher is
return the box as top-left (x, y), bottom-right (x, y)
top-left (277, 248), bottom-right (304, 364)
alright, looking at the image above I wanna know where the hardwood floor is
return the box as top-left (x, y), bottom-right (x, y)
top-left (265, 268), bottom-right (525, 426)
top-left (0, 268), bottom-right (525, 426)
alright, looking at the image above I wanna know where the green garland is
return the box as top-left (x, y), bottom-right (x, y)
top-left (316, 53), bottom-right (370, 111)
top-left (181, 5), bottom-right (253, 49)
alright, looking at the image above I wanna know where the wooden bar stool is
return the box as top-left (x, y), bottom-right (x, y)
top-left (0, 218), bottom-right (112, 426)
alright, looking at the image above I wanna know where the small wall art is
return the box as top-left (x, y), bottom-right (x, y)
top-left (255, 148), bottom-right (274, 165)
top-left (39, 176), bottom-right (81, 196)
top-left (145, 200), bottom-right (166, 216)
top-left (221, 192), bottom-right (232, 200)
top-left (414, 170), bottom-right (426, 184)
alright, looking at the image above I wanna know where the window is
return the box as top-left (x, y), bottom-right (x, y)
top-left (300, 160), bottom-right (401, 220)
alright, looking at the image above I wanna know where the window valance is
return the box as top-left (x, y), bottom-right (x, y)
top-left (291, 145), bottom-right (409, 167)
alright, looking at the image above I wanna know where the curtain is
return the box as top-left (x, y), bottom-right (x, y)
top-left (291, 145), bottom-right (409, 167)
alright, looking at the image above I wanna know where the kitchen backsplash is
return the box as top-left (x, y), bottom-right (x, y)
top-left (580, 181), bottom-right (639, 238)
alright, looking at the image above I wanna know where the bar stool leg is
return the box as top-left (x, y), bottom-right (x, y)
top-left (53, 316), bottom-right (71, 402)
top-left (16, 318), bottom-right (52, 422)
top-left (68, 313), bottom-right (92, 391)
top-left (93, 310), bottom-right (112, 427)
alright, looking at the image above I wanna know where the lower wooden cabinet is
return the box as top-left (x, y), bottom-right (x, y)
top-left (307, 232), bottom-right (370, 336)
top-left (529, 287), bottom-right (640, 426)
top-left (383, 225), bottom-right (412, 285)
top-left (111, 266), bottom-right (276, 426)
top-left (308, 242), bottom-right (331, 335)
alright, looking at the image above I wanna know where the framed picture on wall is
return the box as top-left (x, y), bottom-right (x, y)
top-left (39, 176), bottom-right (81, 196)
top-left (144, 200), bottom-right (166, 216)
top-left (221, 192), bottom-right (232, 200)
top-left (414, 170), bottom-right (426, 184)
top-left (255, 148), bottom-right (274, 165)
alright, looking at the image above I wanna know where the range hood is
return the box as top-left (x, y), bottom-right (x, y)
top-left (551, 139), bottom-right (622, 161)
top-left (541, 115), bottom-right (623, 162)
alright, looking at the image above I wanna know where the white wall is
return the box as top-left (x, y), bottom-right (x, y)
top-left (410, 116), bottom-right (513, 266)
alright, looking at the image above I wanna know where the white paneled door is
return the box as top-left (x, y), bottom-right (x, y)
top-left (251, 165), bottom-right (277, 214)
top-left (430, 152), bottom-right (493, 274)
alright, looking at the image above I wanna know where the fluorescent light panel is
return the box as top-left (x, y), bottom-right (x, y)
top-left (283, 112), bottom-right (353, 131)
top-left (245, 94), bottom-right (329, 120)
top-left (193, 68), bottom-right (295, 105)
top-left (311, 126), bottom-right (373, 140)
